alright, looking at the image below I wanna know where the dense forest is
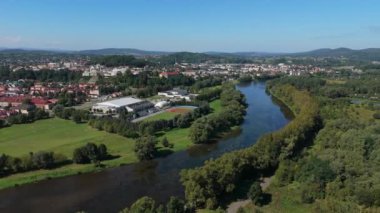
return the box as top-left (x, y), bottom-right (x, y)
top-left (243, 75), bottom-right (380, 212)
top-left (89, 55), bottom-right (151, 67)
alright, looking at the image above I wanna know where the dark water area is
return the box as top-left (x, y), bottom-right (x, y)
top-left (0, 81), bottom-right (292, 213)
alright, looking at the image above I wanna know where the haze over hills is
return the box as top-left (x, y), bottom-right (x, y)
top-left (77, 48), bottom-right (170, 56)
top-left (1, 47), bottom-right (380, 61)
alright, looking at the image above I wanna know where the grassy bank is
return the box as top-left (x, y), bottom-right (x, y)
top-left (0, 100), bottom-right (222, 190)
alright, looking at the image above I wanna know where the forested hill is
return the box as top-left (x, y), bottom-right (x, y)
top-left (290, 48), bottom-right (380, 61)
top-left (2, 47), bottom-right (380, 62)
top-left (155, 52), bottom-right (253, 65)
top-left (77, 48), bottom-right (170, 56)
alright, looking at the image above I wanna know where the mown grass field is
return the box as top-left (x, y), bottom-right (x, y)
top-left (143, 107), bottom-right (193, 122)
top-left (143, 111), bottom-right (179, 122)
top-left (0, 118), bottom-right (136, 157)
top-left (0, 100), bottom-right (223, 189)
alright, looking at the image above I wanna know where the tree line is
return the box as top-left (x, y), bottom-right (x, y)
top-left (89, 55), bottom-right (151, 68)
top-left (0, 143), bottom-right (110, 178)
top-left (119, 196), bottom-right (221, 213)
top-left (0, 151), bottom-right (67, 177)
top-left (0, 66), bottom-right (83, 82)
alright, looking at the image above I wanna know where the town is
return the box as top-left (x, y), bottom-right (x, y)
top-left (0, 54), bottom-right (333, 122)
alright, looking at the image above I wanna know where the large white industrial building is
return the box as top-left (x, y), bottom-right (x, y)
top-left (92, 97), bottom-right (155, 115)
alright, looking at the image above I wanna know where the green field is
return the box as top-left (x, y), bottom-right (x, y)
top-left (0, 118), bottom-right (135, 158)
top-left (143, 111), bottom-right (180, 122)
top-left (0, 118), bottom-right (139, 189)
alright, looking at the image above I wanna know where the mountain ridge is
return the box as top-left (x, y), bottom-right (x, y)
top-left (1, 47), bottom-right (380, 60)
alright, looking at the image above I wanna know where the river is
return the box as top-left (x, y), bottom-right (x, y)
top-left (0, 81), bottom-right (293, 213)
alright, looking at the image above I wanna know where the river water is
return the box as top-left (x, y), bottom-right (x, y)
top-left (0, 82), bottom-right (292, 213)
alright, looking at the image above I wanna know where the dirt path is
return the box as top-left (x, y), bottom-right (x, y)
top-left (226, 176), bottom-right (273, 213)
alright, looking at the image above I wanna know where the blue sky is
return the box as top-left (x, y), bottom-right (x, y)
top-left (0, 0), bottom-right (379, 52)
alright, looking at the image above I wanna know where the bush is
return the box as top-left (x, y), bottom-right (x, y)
top-left (248, 181), bottom-right (264, 206)
top-left (73, 143), bottom-right (109, 164)
top-left (166, 196), bottom-right (185, 213)
top-left (134, 136), bottom-right (157, 161)
top-left (301, 183), bottom-right (324, 204)
top-left (161, 137), bottom-right (170, 148)
top-left (123, 196), bottom-right (156, 213)
top-left (32, 151), bottom-right (55, 169)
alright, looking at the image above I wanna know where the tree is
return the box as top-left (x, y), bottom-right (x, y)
top-left (32, 151), bottom-right (55, 169)
top-left (247, 181), bottom-right (264, 206)
top-left (72, 110), bottom-right (82, 123)
top-left (53, 104), bottom-right (64, 118)
top-left (73, 148), bottom-right (88, 164)
top-left (0, 154), bottom-right (10, 176)
top-left (72, 143), bottom-right (109, 164)
top-left (161, 137), bottom-right (170, 148)
top-left (373, 112), bottom-right (380, 119)
top-left (166, 196), bottom-right (185, 213)
top-left (129, 196), bottom-right (156, 213)
top-left (98, 144), bottom-right (108, 160)
top-left (134, 136), bottom-right (157, 161)
top-left (62, 108), bottom-right (74, 120)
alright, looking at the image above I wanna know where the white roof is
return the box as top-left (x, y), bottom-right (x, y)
top-left (97, 97), bottom-right (143, 108)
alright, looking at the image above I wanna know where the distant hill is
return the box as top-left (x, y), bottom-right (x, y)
top-left (206, 51), bottom-right (284, 58)
top-left (290, 48), bottom-right (380, 61)
top-left (1, 47), bottom-right (380, 61)
top-left (77, 48), bottom-right (170, 56)
top-left (156, 52), bottom-right (220, 64)
top-left (0, 48), bottom-right (73, 55)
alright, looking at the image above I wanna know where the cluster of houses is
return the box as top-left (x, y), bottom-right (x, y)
top-left (10, 61), bottom-right (88, 72)
top-left (0, 81), bottom-right (103, 119)
top-left (81, 65), bottom-right (153, 77)
top-left (0, 96), bottom-right (57, 119)
top-left (0, 82), bottom-right (100, 99)
top-left (167, 62), bottom-right (329, 78)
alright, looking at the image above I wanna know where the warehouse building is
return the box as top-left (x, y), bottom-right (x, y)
top-left (92, 97), bottom-right (155, 116)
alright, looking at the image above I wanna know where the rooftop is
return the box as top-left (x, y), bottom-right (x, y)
top-left (96, 97), bottom-right (144, 108)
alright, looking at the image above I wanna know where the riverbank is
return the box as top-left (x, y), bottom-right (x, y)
top-left (0, 100), bottom-right (223, 190)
